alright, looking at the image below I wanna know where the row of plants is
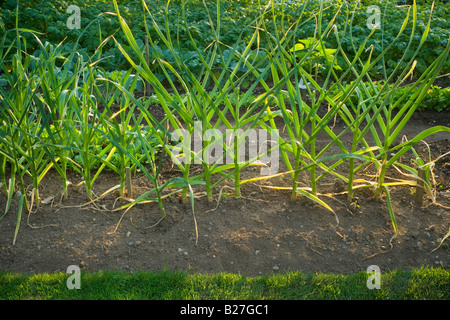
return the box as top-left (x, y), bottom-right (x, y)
top-left (328, 81), bottom-right (450, 112)
top-left (1, 0), bottom-right (449, 246)
top-left (0, 0), bottom-right (449, 78)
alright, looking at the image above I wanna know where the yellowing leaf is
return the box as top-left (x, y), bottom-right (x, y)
top-left (290, 43), bottom-right (305, 52)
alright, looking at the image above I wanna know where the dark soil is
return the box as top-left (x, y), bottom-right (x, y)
top-left (0, 109), bottom-right (449, 277)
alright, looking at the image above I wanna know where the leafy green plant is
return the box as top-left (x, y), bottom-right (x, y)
top-left (290, 36), bottom-right (343, 80)
top-left (62, 62), bottom-right (114, 199)
top-left (329, 81), bottom-right (450, 112)
top-left (0, 28), bottom-right (56, 210)
top-left (415, 85), bottom-right (450, 112)
top-left (93, 68), bottom-right (145, 196)
top-left (330, 0), bottom-right (450, 238)
top-left (111, 0), bottom-right (277, 203)
top-left (2, 0), bottom-right (448, 78)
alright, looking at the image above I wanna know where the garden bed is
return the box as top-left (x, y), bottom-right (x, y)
top-left (1, 109), bottom-right (448, 277)
top-left (1, 0), bottom-right (449, 283)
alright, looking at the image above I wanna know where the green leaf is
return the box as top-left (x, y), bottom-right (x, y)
top-left (12, 194), bottom-right (24, 246)
top-left (290, 43), bottom-right (305, 52)
top-left (295, 188), bottom-right (334, 214)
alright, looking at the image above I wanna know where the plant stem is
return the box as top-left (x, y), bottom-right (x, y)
top-left (347, 132), bottom-right (358, 201)
top-left (181, 163), bottom-right (190, 202)
top-left (156, 187), bottom-right (166, 219)
top-left (375, 162), bottom-right (387, 198)
top-left (291, 152), bottom-right (300, 201)
top-left (310, 118), bottom-right (317, 196)
top-left (234, 134), bottom-right (241, 198)
top-left (0, 155), bottom-right (7, 193)
top-left (204, 164), bottom-right (213, 202)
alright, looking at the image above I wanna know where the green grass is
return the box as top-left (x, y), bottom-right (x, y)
top-left (0, 267), bottom-right (448, 300)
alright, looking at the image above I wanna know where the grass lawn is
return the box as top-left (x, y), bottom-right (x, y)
top-left (0, 267), bottom-right (448, 300)
top-left (1, 1), bottom-right (449, 313)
